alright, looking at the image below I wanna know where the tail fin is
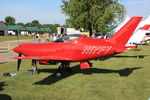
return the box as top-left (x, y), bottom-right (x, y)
top-left (109, 17), bottom-right (142, 47)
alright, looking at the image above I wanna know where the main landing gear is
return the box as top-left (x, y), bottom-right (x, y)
top-left (56, 62), bottom-right (72, 77)
top-left (31, 60), bottom-right (71, 77)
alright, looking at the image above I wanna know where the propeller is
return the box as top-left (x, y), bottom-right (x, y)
top-left (17, 53), bottom-right (22, 71)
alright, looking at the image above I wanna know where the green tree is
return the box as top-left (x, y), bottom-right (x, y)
top-left (61, 0), bottom-right (126, 36)
top-left (54, 24), bottom-right (60, 28)
top-left (24, 20), bottom-right (41, 27)
top-left (25, 22), bottom-right (32, 27)
top-left (42, 24), bottom-right (59, 33)
top-left (17, 22), bottom-right (24, 26)
top-left (31, 20), bottom-right (41, 27)
top-left (62, 19), bottom-right (73, 28)
top-left (5, 16), bottom-right (16, 25)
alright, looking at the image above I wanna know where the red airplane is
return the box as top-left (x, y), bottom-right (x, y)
top-left (13, 17), bottom-right (142, 76)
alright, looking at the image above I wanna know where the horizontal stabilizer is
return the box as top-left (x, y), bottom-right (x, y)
top-left (141, 25), bottom-right (150, 30)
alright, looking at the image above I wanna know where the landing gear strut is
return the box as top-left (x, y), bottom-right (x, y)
top-left (32, 60), bottom-right (38, 74)
top-left (56, 61), bottom-right (71, 77)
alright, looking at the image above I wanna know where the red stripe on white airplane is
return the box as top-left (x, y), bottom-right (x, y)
top-left (141, 25), bottom-right (150, 30)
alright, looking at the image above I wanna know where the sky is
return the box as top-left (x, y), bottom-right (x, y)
top-left (121, 0), bottom-right (150, 19)
top-left (0, 0), bottom-right (150, 25)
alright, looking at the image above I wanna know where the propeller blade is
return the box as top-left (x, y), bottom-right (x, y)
top-left (17, 53), bottom-right (22, 71)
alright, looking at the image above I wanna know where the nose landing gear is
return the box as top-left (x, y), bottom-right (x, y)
top-left (32, 60), bottom-right (38, 74)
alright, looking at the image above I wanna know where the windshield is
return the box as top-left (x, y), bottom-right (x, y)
top-left (68, 35), bottom-right (87, 43)
top-left (53, 34), bottom-right (87, 43)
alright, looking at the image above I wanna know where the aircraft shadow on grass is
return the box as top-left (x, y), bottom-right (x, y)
top-left (34, 65), bottom-right (142, 85)
top-left (112, 55), bottom-right (148, 58)
top-left (95, 55), bottom-right (148, 61)
top-left (0, 82), bottom-right (12, 100)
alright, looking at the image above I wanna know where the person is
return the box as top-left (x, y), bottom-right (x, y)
top-left (36, 33), bottom-right (41, 43)
top-left (36, 33), bottom-right (39, 38)
top-left (45, 33), bottom-right (50, 42)
top-left (33, 33), bottom-right (37, 41)
top-left (53, 34), bottom-right (58, 41)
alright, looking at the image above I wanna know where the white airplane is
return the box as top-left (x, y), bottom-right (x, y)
top-left (126, 24), bottom-right (150, 49)
top-left (142, 25), bottom-right (150, 41)
top-left (138, 15), bottom-right (150, 28)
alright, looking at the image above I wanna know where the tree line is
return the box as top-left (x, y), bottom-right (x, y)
top-left (4, 16), bottom-right (61, 33)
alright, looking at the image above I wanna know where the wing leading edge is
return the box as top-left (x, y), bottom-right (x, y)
top-left (13, 56), bottom-right (71, 61)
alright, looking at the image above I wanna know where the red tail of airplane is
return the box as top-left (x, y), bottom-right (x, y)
top-left (108, 17), bottom-right (142, 48)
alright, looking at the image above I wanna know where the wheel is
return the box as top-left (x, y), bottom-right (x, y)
top-left (56, 72), bottom-right (62, 77)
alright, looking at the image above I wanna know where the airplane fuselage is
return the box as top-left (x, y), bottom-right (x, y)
top-left (14, 37), bottom-right (118, 62)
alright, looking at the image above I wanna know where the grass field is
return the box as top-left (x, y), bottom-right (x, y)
top-left (0, 44), bottom-right (150, 100)
top-left (0, 36), bottom-right (32, 42)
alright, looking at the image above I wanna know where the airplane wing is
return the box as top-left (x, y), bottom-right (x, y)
top-left (13, 56), bottom-right (71, 61)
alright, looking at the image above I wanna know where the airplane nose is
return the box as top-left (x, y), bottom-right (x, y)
top-left (13, 46), bottom-right (22, 53)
